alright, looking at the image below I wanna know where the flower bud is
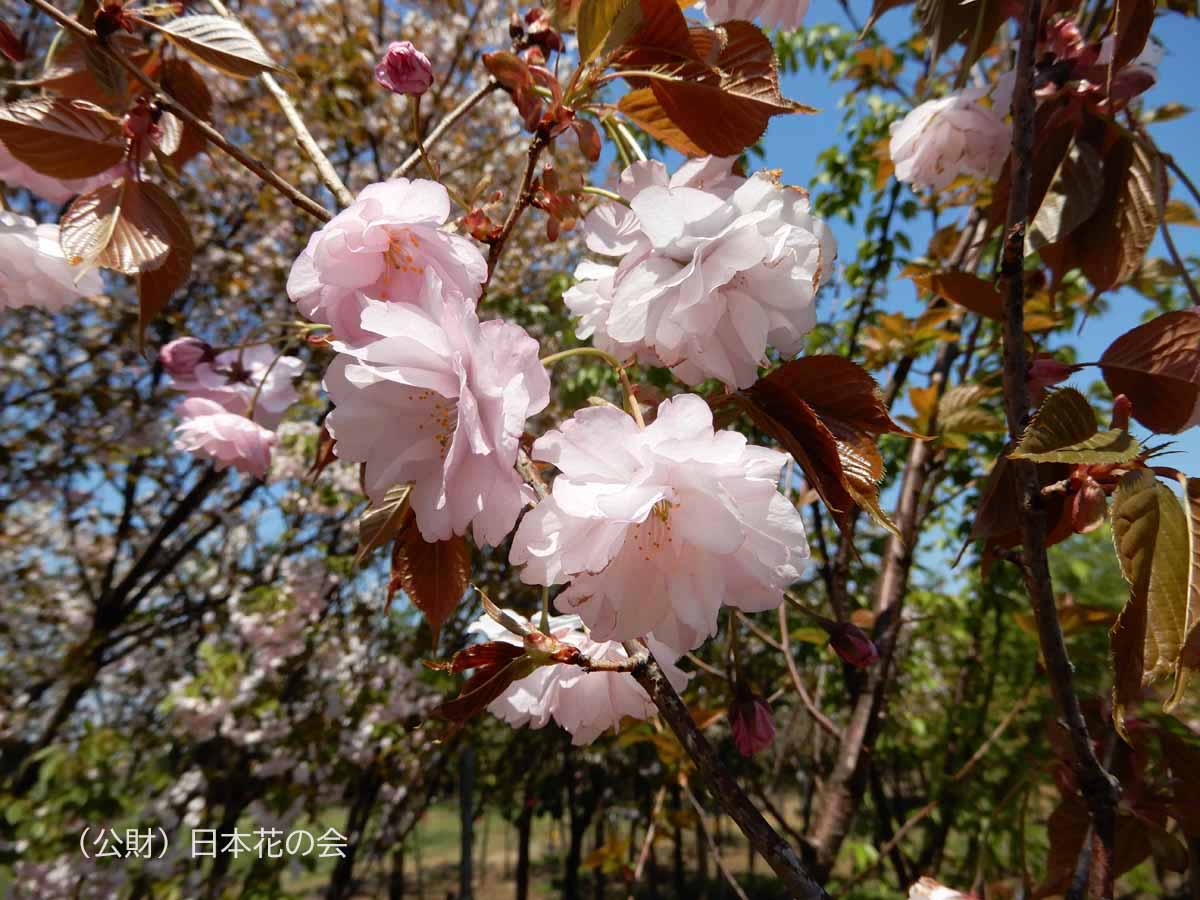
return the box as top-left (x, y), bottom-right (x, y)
top-left (1027, 354), bottom-right (1076, 403)
top-left (375, 41), bottom-right (434, 96)
top-left (729, 693), bottom-right (775, 756)
top-left (828, 622), bottom-right (880, 668)
top-left (160, 337), bottom-right (213, 378)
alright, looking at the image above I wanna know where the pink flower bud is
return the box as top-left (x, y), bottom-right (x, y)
top-left (375, 41), bottom-right (434, 96)
top-left (730, 693), bottom-right (775, 756)
top-left (828, 622), bottom-right (880, 668)
top-left (160, 337), bottom-right (213, 378)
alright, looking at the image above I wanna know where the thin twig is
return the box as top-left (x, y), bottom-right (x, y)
top-left (392, 79), bottom-right (501, 179)
top-left (778, 605), bottom-right (841, 740)
top-left (206, 0), bottom-right (354, 207)
top-left (23, 0), bottom-right (331, 222)
top-left (630, 785), bottom-right (667, 888)
top-left (682, 783), bottom-right (751, 900)
top-left (484, 128), bottom-right (550, 288)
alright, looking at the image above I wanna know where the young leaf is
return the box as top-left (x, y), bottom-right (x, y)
top-left (742, 355), bottom-right (914, 536)
top-left (59, 181), bottom-right (124, 269)
top-left (1166, 475), bottom-right (1200, 710)
top-left (578, 0), bottom-right (641, 64)
top-left (1011, 388), bottom-right (1141, 464)
top-left (1100, 309), bottom-right (1200, 434)
top-left (1074, 133), bottom-right (1161, 292)
top-left (158, 58), bottom-right (214, 168)
top-left (355, 483), bottom-right (413, 565)
top-left (389, 516), bottom-right (471, 645)
top-left (1026, 140), bottom-right (1104, 253)
top-left (938, 384), bottom-right (1005, 437)
top-left (149, 15), bottom-right (284, 79)
top-left (1110, 471), bottom-right (1190, 727)
top-left (920, 270), bottom-right (1005, 321)
top-left (0, 98), bottom-right (124, 178)
top-left (617, 21), bottom-right (814, 157)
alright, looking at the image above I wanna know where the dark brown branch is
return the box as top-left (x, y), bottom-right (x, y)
top-left (997, 0), bottom-right (1120, 894)
top-left (484, 129), bottom-right (550, 289)
top-left (634, 655), bottom-right (830, 900)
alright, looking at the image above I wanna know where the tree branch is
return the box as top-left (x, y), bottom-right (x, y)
top-left (391, 79), bottom-right (501, 179)
top-left (998, 0), bottom-right (1120, 894)
top-left (634, 654), bottom-right (830, 899)
top-left (206, 0), bottom-right (355, 208)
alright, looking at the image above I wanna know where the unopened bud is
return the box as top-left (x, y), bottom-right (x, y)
top-left (375, 41), bottom-right (434, 96)
top-left (828, 622), bottom-right (880, 668)
top-left (159, 337), bottom-right (213, 378)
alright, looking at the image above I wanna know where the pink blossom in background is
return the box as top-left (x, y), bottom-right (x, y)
top-left (0, 141), bottom-right (119, 205)
top-left (287, 178), bottom-right (487, 341)
top-left (700, 0), bottom-right (810, 30)
top-left (573, 157), bottom-right (835, 388)
top-left (510, 394), bottom-right (810, 653)
top-left (375, 41), bottom-right (434, 96)
top-left (323, 292), bottom-right (550, 546)
top-left (908, 877), bottom-right (975, 900)
top-left (167, 344), bottom-right (303, 430)
top-left (468, 610), bottom-right (689, 745)
top-left (172, 398), bottom-right (277, 479)
top-left (889, 87), bottom-right (1011, 190)
top-left (729, 693), bottom-right (776, 756)
top-left (0, 211), bottom-right (102, 311)
top-left (159, 337), bottom-right (214, 379)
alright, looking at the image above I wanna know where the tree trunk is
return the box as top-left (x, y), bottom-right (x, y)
top-left (389, 847), bottom-right (405, 900)
top-left (459, 746), bottom-right (476, 900)
top-left (515, 784), bottom-right (533, 900)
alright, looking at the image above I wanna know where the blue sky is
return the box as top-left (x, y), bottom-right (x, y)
top-left (761, 4), bottom-right (1200, 465)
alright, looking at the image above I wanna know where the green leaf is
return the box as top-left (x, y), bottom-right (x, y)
top-left (578, 0), bottom-right (641, 64)
top-left (938, 384), bottom-right (1005, 435)
top-left (1110, 471), bottom-right (1190, 727)
top-left (1167, 475), bottom-right (1200, 710)
top-left (1011, 388), bottom-right (1141, 464)
top-left (355, 483), bottom-right (412, 566)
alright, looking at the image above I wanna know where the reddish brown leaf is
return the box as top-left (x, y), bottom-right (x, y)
top-left (742, 355), bottom-right (914, 535)
top-left (433, 655), bottom-right (537, 724)
top-left (1072, 130), bottom-right (1161, 292)
top-left (306, 425), bottom-right (338, 483)
top-left (617, 21), bottom-right (814, 157)
top-left (0, 18), bottom-right (26, 62)
top-left (1100, 309), bottom-right (1200, 434)
top-left (0, 97), bottom-right (124, 179)
top-left (158, 58), bottom-right (213, 168)
top-left (1110, 586), bottom-right (1148, 742)
top-left (920, 270), bottom-right (1005, 321)
top-left (1112, 0), bottom-right (1156, 70)
top-left (389, 513), bottom-right (471, 645)
top-left (447, 640), bottom-right (525, 674)
top-left (1161, 731), bottom-right (1200, 837)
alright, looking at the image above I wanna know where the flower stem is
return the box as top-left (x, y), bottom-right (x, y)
top-left (578, 185), bottom-right (629, 206)
top-left (540, 347), bottom-right (645, 428)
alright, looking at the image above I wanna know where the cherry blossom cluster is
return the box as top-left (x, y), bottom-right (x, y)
top-left (281, 156), bottom-right (825, 744)
top-left (568, 157), bottom-right (836, 389)
top-left (161, 339), bottom-right (303, 479)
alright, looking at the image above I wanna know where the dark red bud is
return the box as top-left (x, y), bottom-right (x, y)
top-left (729, 693), bottom-right (775, 756)
top-left (828, 623), bottom-right (880, 668)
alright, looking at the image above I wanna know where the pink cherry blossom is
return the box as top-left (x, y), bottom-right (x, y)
top-left (574, 157), bottom-right (834, 388)
top-left (160, 337), bottom-right (214, 379)
top-left (323, 291), bottom-right (550, 545)
top-left (468, 610), bottom-right (689, 745)
top-left (167, 344), bottom-right (303, 430)
top-left (375, 41), bottom-right (434, 96)
top-left (0, 211), bottom-right (103, 311)
top-left (286, 178), bottom-right (487, 342)
top-left (889, 86), bottom-right (1011, 191)
top-left (0, 141), bottom-right (120, 205)
top-left (700, 0), bottom-right (810, 30)
top-left (510, 394), bottom-right (810, 652)
top-left (172, 398), bottom-right (277, 479)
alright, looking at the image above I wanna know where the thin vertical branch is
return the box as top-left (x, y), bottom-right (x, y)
top-left (206, 0), bottom-right (355, 208)
top-left (998, 0), bottom-right (1120, 895)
